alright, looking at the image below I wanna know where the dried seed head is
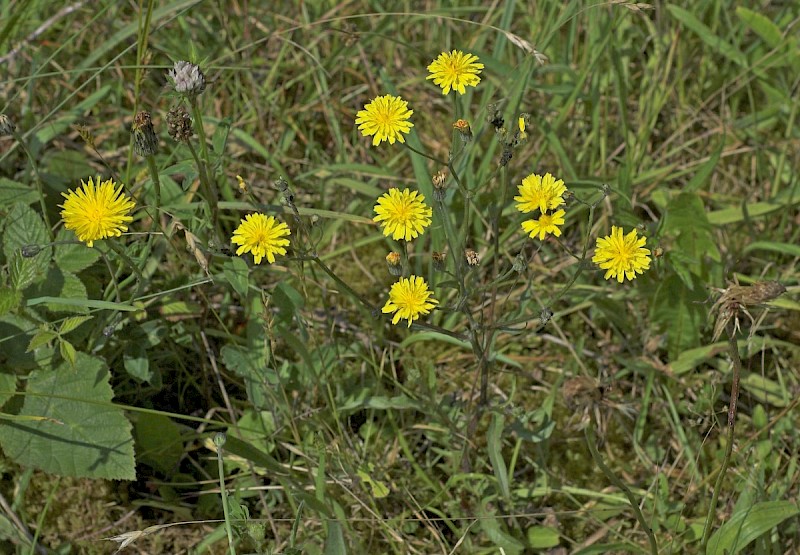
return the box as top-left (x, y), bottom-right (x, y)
top-left (432, 250), bottom-right (447, 272)
top-left (500, 145), bottom-right (513, 166)
top-left (432, 167), bottom-right (448, 187)
top-left (487, 103), bottom-right (504, 130)
top-left (131, 111), bottom-right (158, 157)
top-left (168, 60), bottom-right (206, 96)
top-left (0, 113), bottom-right (16, 136)
top-left (711, 280), bottom-right (786, 341)
top-left (465, 248), bottom-right (480, 266)
top-left (167, 106), bottom-right (193, 142)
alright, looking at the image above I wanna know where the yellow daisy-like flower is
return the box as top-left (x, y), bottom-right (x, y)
top-left (59, 176), bottom-right (136, 247)
top-left (355, 94), bottom-right (414, 146)
top-left (514, 172), bottom-right (567, 214)
top-left (592, 226), bottom-right (652, 283)
top-left (382, 275), bottom-right (438, 327)
top-left (374, 188), bottom-right (433, 241)
top-left (426, 50), bottom-right (484, 95)
top-left (521, 209), bottom-right (566, 240)
top-left (231, 213), bottom-right (291, 264)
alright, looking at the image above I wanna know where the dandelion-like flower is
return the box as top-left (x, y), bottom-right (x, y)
top-left (521, 209), bottom-right (565, 240)
top-left (382, 275), bottom-right (438, 327)
top-left (515, 173), bottom-right (567, 214)
top-left (168, 61), bottom-right (206, 96)
top-left (592, 226), bottom-right (651, 283)
top-left (374, 188), bottom-right (432, 241)
top-left (231, 213), bottom-right (291, 264)
top-left (355, 94), bottom-right (414, 146)
top-left (427, 50), bottom-right (484, 95)
top-left (60, 177), bottom-right (136, 247)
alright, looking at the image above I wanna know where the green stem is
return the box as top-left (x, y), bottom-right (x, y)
top-left (12, 130), bottom-right (51, 231)
top-left (145, 155), bottom-right (161, 208)
top-left (106, 241), bottom-right (145, 284)
top-left (700, 324), bottom-right (742, 550)
top-left (214, 433), bottom-right (238, 555)
top-left (190, 96), bottom-right (210, 164)
top-left (585, 423), bottom-right (658, 555)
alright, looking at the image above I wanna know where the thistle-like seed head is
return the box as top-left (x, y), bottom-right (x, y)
top-left (168, 60), bottom-right (206, 96)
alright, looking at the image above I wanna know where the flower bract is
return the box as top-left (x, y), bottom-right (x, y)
top-left (521, 209), bottom-right (565, 240)
top-left (382, 275), bottom-right (438, 327)
top-left (426, 50), bottom-right (484, 95)
top-left (515, 173), bottom-right (567, 214)
top-left (60, 177), bottom-right (136, 247)
top-left (231, 213), bottom-right (291, 264)
top-left (374, 188), bottom-right (432, 241)
top-left (592, 226), bottom-right (651, 283)
top-left (355, 94), bottom-right (414, 146)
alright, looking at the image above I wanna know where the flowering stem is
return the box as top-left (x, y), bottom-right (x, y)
top-left (144, 155), bottom-right (161, 208)
top-left (214, 433), bottom-right (238, 555)
top-left (700, 322), bottom-right (742, 550)
top-left (105, 241), bottom-right (145, 284)
top-left (585, 422), bottom-right (658, 555)
top-left (190, 96), bottom-right (210, 164)
top-left (186, 140), bottom-right (219, 224)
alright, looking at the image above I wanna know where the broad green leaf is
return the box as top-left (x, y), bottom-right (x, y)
top-left (707, 500), bottom-right (799, 555)
top-left (0, 373), bottom-right (16, 408)
top-left (59, 315), bottom-right (93, 335)
top-left (527, 526), bottom-right (560, 548)
top-left (740, 373), bottom-right (790, 408)
top-left (221, 256), bottom-right (250, 298)
top-left (237, 410), bottom-right (276, 453)
top-left (323, 521), bottom-right (347, 555)
top-left (708, 200), bottom-right (798, 225)
top-left (488, 412), bottom-right (511, 499)
top-left (124, 342), bottom-right (152, 383)
top-left (0, 314), bottom-right (50, 370)
top-left (26, 267), bottom-right (88, 314)
top-left (667, 5), bottom-right (747, 67)
top-left (3, 203), bottom-right (51, 290)
top-left (0, 178), bottom-right (38, 207)
top-left (651, 275), bottom-right (706, 359)
top-left (479, 499), bottom-right (525, 555)
top-left (133, 413), bottom-right (182, 475)
top-left (26, 328), bottom-right (58, 352)
top-left (735, 7), bottom-right (782, 49)
top-left (221, 434), bottom-right (286, 476)
top-left (0, 352), bottom-right (135, 479)
top-left (685, 138), bottom-right (724, 192)
top-left (59, 339), bottom-right (77, 367)
top-left (0, 286), bottom-right (22, 316)
top-left (54, 228), bottom-right (100, 273)
top-left (220, 344), bottom-right (273, 409)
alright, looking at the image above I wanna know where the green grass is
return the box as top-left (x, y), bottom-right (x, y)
top-left (0, 1), bottom-right (799, 554)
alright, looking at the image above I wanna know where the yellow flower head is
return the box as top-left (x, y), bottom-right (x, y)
top-left (59, 176), bottom-right (136, 247)
top-left (592, 226), bottom-right (651, 283)
top-left (518, 117), bottom-right (527, 140)
top-left (427, 50), bottom-right (484, 95)
top-left (514, 172), bottom-right (567, 214)
top-left (374, 188), bottom-right (433, 241)
top-left (382, 275), bottom-right (438, 327)
top-left (355, 94), bottom-right (414, 146)
top-left (231, 213), bottom-right (291, 264)
top-left (521, 209), bottom-right (565, 240)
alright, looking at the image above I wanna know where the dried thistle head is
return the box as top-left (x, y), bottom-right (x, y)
top-left (131, 111), bottom-right (158, 157)
top-left (166, 106), bottom-right (193, 142)
top-left (0, 113), bottom-right (16, 136)
top-left (711, 280), bottom-right (786, 341)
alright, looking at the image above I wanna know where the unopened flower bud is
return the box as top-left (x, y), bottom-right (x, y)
top-left (213, 432), bottom-right (227, 448)
top-left (0, 114), bottom-right (16, 136)
top-left (386, 252), bottom-right (402, 276)
top-left (512, 252), bottom-right (526, 273)
top-left (21, 244), bottom-right (42, 258)
top-left (432, 251), bottom-right (447, 272)
top-left (236, 175), bottom-right (247, 193)
top-left (453, 119), bottom-right (472, 142)
top-left (168, 61), bottom-right (206, 96)
top-left (487, 104), bottom-right (504, 130)
top-left (131, 111), bottom-right (158, 157)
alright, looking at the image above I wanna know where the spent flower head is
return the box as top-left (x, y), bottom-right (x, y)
top-left (374, 188), bottom-right (432, 241)
top-left (515, 172), bottom-right (567, 214)
top-left (592, 226), bottom-right (651, 283)
top-left (131, 111), bottom-right (158, 157)
top-left (427, 50), bottom-right (484, 95)
top-left (231, 213), bottom-right (291, 265)
top-left (521, 209), bottom-right (565, 240)
top-left (382, 275), bottom-right (438, 327)
top-left (167, 106), bottom-right (193, 142)
top-left (0, 113), bottom-right (16, 136)
top-left (355, 94), bottom-right (414, 146)
top-left (60, 177), bottom-right (136, 247)
top-left (168, 60), bottom-right (206, 96)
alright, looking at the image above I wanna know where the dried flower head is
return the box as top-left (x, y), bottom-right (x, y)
top-left (432, 168), bottom-right (448, 187)
top-left (382, 275), bottom-right (438, 327)
top-left (0, 113), bottom-right (16, 136)
top-left (487, 104), bottom-right (504, 130)
top-left (168, 60), bottom-right (206, 96)
top-left (465, 248), bottom-right (480, 266)
top-left (592, 226), bottom-right (651, 283)
top-left (131, 111), bottom-right (158, 157)
top-left (427, 50), bottom-right (484, 95)
top-left (355, 94), bottom-right (414, 146)
top-left (385, 251), bottom-right (402, 276)
top-left (453, 118), bottom-right (473, 142)
top-left (711, 280), bottom-right (786, 341)
top-left (60, 177), bottom-right (136, 247)
top-left (167, 106), bottom-right (193, 142)
top-left (373, 188), bottom-right (432, 241)
top-left (231, 213), bottom-right (291, 264)
top-left (432, 250), bottom-right (447, 272)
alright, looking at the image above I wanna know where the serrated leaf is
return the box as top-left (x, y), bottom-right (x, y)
top-left (707, 500), bottom-right (799, 555)
top-left (4, 203), bottom-right (51, 290)
top-left (26, 267), bottom-right (88, 313)
top-left (0, 373), bottom-right (16, 409)
top-left (59, 315), bottom-right (93, 335)
top-left (0, 352), bottom-right (135, 479)
top-left (54, 228), bottom-right (100, 273)
top-left (221, 256), bottom-right (250, 298)
top-left (26, 328), bottom-right (58, 352)
top-left (59, 339), bottom-right (77, 367)
top-left (0, 178), bottom-right (39, 207)
top-left (0, 286), bottom-right (22, 316)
